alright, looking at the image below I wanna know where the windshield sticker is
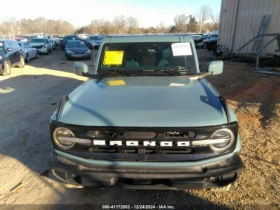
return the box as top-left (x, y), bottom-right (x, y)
top-left (107, 80), bottom-right (126, 86)
top-left (103, 51), bottom-right (124, 65)
top-left (171, 43), bottom-right (192, 56)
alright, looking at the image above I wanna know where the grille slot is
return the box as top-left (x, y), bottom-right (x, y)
top-left (165, 131), bottom-right (196, 138)
top-left (123, 131), bottom-right (157, 139)
top-left (88, 147), bottom-right (118, 153)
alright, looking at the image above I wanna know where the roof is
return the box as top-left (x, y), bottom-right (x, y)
top-left (102, 35), bottom-right (194, 43)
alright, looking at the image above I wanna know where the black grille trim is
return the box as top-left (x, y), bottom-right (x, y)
top-left (50, 121), bottom-right (238, 161)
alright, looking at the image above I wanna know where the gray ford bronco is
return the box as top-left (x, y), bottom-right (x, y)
top-left (49, 35), bottom-right (242, 190)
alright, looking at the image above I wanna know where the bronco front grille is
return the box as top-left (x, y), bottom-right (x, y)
top-left (50, 122), bottom-right (238, 161)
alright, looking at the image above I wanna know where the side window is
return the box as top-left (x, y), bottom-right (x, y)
top-left (24, 43), bottom-right (29, 48)
top-left (8, 41), bottom-right (15, 49)
top-left (8, 41), bottom-right (18, 50)
top-left (0, 42), bottom-right (4, 51)
top-left (4, 42), bottom-right (11, 50)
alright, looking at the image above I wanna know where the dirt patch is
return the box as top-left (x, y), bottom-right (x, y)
top-left (197, 49), bottom-right (280, 209)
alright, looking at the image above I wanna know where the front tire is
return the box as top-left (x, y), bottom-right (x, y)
top-left (203, 42), bottom-right (207, 49)
top-left (2, 61), bottom-right (11, 76)
top-left (25, 54), bottom-right (30, 63)
top-left (18, 55), bottom-right (25, 68)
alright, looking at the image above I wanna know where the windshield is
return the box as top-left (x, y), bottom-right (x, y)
top-left (192, 35), bottom-right (202, 40)
top-left (210, 34), bottom-right (218, 39)
top-left (98, 42), bottom-right (197, 73)
top-left (67, 41), bottom-right (87, 48)
top-left (63, 36), bottom-right (77, 41)
top-left (89, 36), bottom-right (102, 41)
top-left (31, 39), bottom-right (45, 43)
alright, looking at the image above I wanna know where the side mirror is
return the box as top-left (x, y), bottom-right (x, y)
top-left (206, 61), bottom-right (223, 75)
top-left (74, 62), bottom-right (89, 76)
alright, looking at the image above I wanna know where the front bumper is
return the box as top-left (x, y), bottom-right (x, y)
top-left (38, 48), bottom-right (48, 54)
top-left (49, 150), bottom-right (242, 190)
top-left (67, 53), bottom-right (91, 60)
top-left (93, 44), bottom-right (100, 49)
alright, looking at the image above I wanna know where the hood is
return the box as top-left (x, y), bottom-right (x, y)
top-left (59, 76), bottom-right (227, 127)
top-left (30, 43), bottom-right (44, 46)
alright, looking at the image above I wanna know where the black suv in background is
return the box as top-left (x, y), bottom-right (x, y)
top-left (0, 40), bottom-right (25, 76)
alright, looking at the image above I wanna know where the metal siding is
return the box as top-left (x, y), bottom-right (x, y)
top-left (219, 0), bottom-right (280, 55)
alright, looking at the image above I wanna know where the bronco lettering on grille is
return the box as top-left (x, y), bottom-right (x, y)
top-left (93, 140), bottom-right (190, 147)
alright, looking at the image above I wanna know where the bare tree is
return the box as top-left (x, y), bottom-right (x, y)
top-left (113, 15), bottom-right (127, 34)
top-left (211, 13), bottom-right (220, 31)
top-left (197, 5), bottom-right (213, 33)
top-left (156, 22), bottom-right (169, 33)
top-left (127, 16), bottom-right (139, 34)
top-left (90, 19), bottom-right (105, 34)
top-left (173, 15), bottom-right (188, 32)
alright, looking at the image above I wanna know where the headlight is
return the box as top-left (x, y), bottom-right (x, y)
top-left (67, 50), bottom-right (74, 54)
top-left (209, 128), bottom-right (235, 153)
top-left (53, 127), bottom-right (75, 150)
top-left (84, 50), bottom-right (91, 54)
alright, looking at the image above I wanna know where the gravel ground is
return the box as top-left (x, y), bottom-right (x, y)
top-left (0, 48), bottom-right (279, 210)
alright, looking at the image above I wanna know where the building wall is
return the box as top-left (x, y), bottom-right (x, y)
top-left (219, 0), bottom-right (280, 55)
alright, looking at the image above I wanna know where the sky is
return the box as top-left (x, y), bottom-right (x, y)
top-left (1, 0), bottom-right (221, 28)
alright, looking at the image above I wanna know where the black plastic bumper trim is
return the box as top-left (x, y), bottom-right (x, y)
top-left (48, 151), bottom-right (242, 189)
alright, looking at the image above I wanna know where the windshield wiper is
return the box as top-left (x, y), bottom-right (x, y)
top-left (163, 70), bottom-right (181, 76)
top-left (104, 69), bottom-right (131, 76)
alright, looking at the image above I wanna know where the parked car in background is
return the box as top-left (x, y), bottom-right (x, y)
top-left (204, 34), bottom-right (218, 50)
top-left (61, 35), bottom-right (79, 50)
top-left (14, 36), bottom-right (29, 42)
top-left (0, 40), bottom-right (25, 76)
top-left (29, 38), bottom-right (50, 55)
top-left (65, 40), bottom-right (91, 60)
top-left (82, 40), bottom-right (93, 50)
top-left (77, 34), bottom-right (88, 40)
top-left (191, 34), bottom-right (204, 48)
top-left (48, 39), bottom-right (56, 50)
top-left (87, 35), bottom-right (103, 49)
top-left (17, 41), bottom-right (39, 63)
top-left (202, 34), bottom-right (210, 40)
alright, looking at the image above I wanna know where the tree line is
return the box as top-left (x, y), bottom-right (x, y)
top-left (0, 5), bottom-right (218, 36)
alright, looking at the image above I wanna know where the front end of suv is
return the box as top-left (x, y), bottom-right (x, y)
top-left (48, 35), bottom-right (242, 190)
top-left (49, 120), bottom-right (242, 189)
